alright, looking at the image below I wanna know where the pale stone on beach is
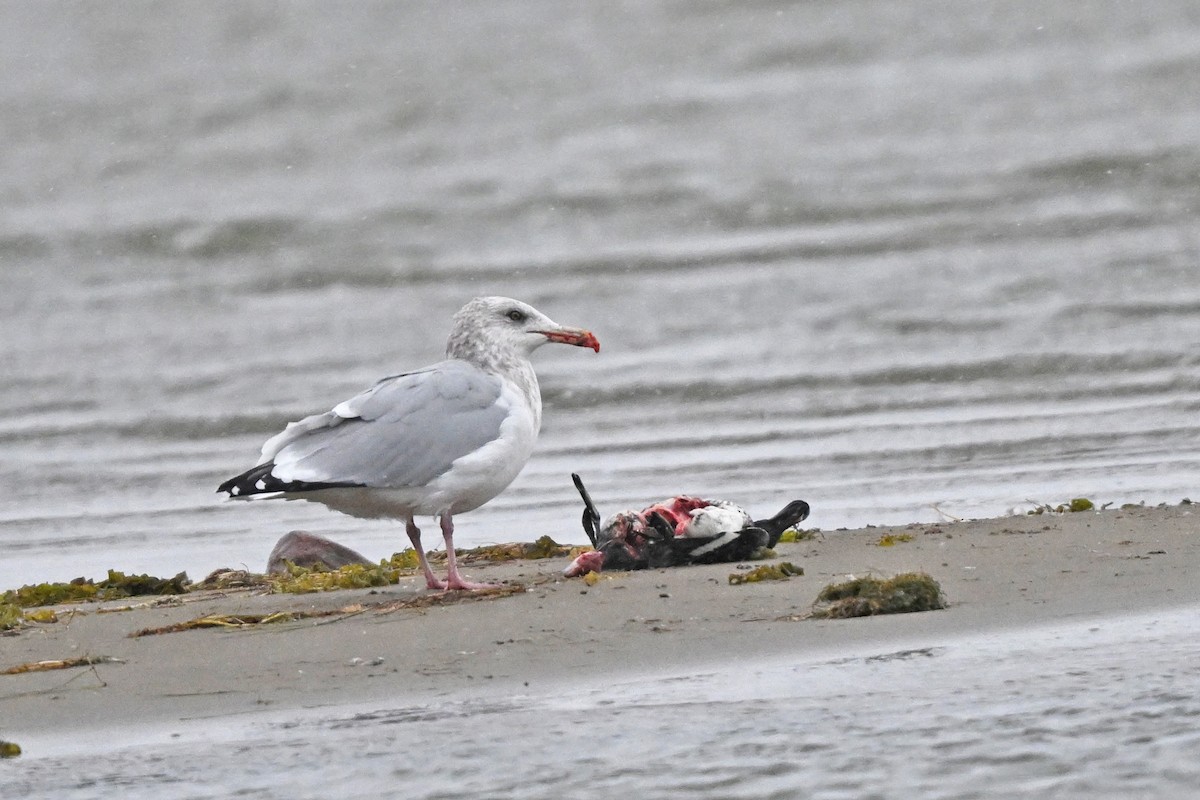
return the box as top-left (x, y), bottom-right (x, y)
top-left (266, 531), bottom-right (373, 574)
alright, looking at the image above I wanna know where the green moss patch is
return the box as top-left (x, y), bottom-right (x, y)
top-left (2, 570), bottom-right (190, 612)
top-left (3, 538), bottom-right (573, 614)
top-left (452, 535), bottom-right (580, 564)
top-left (813, 572), bottom-right (945, 618)
top-left (1027, 498), bottom-right (1095, 515)
top-left (776, 528), bottom-right (819, 543)
top-left (271, 537), bottom-right (579, 594)
top-left (728, 562), bottom-right (803, 585)
top-left (0, 603), bottom-right (22, 631)
top-left (268, 553), bottom-right (417, 594)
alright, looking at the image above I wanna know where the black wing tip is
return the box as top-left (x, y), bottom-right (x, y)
top-left (217, 462), bottom-right (275, 497)
top-left (217, 462), bottom-right (361, 497)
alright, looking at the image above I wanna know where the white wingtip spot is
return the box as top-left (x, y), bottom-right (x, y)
top-left (255, 479), bottom-right (267, 491)
top-left (230, 486), bottom-right (240, 496)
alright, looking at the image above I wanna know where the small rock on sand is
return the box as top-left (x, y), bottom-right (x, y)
top-left (266, 531), bottom-right (373, 574)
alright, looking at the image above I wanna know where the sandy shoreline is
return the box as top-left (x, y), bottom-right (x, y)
top-left (3, 503), bottom-right (1198, 749)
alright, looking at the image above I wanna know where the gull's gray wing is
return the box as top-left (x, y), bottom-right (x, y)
top-left (259, 359), bottom-right (509, 490)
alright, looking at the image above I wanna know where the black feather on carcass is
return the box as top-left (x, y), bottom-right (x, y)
top-left (563, 473), bottom-right (810, 575)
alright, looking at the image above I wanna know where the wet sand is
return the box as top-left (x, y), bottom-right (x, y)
top-left (3, 503), bottom-right (1198, 745)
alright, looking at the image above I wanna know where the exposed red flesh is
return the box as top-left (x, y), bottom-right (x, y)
top-left (640, 496), bottom-right (711, 535)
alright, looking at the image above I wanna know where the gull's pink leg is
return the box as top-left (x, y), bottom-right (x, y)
top-left (440, 513), bottom-right (498, 591)
top-left (406, 517), bottom-right (447, 590)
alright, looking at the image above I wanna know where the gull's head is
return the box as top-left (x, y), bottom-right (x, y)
top-left (447, 296), bottom-right (600, 365)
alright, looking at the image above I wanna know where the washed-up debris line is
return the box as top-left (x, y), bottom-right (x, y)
top-left (2, 655), bottom-right (125, 675)
top-left (129, 583), bottom-right (527, 638)
top-left (2, 538), bottom-right (573, 631)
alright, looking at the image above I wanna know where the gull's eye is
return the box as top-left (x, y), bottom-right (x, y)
top-left (506, 309), bottom-right (527, 323)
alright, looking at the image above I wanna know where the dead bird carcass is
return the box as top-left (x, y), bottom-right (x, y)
top-left (563, 473), bottom-right (810, 575)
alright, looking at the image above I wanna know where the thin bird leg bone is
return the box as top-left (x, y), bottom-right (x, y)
top-left (406, 517), bottom-right (447, 590)
top-left (440, 513), bottom-right (499, 591)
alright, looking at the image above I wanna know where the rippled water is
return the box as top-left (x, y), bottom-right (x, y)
top-left (7, 604), bottom-right (1200, 799)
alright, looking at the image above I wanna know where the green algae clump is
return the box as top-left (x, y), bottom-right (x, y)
top-left (874, 533), bottom-right (914, 547)
top-left (728, 562), bottom-right (803, 585)
top-left (0, 602), bottom-right (22, 631)
top-left (1027, 497), bottom-right (1095, 515)
top-left (3, 578), bottom-right (98, 608)
top-left (0, 741), bottom-right (20, 758)
top-left (776, 528), bottom-right (818, 543)
top-left (98, 570), bottom-right (190, 598)
top-left (0, 603), bottom-right (58, 631)
top-left (268, 547), bottom-right (468, 593)
top-left (386, 549), bottom-right (422, 571)
top-left (454, 535), bottom-right (575, 563)
top-left (813, 572), bottom-right (945, 618)
top-left (2, 570), bottom-right (189, 611)
top-left (5, 537), bottom-right (573, 607)
top-left (269, 559), bottom-right (410, 594)
top-left (527, 534), bottom-right (573, 559)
